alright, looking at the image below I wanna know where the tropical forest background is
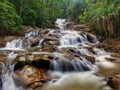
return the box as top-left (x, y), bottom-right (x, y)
top-left (0, 0), bottom-right (120, 38)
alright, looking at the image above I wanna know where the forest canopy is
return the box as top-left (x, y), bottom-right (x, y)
top-left (0, 0), bottom-right (120, 37)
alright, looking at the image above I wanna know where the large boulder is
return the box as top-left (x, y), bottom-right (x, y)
top-left (15, 65), bottom-right (48, 89)
top-left (108, 72), bottom-right (120, 90)
top-left (14, 52), bottom-right (54, 89)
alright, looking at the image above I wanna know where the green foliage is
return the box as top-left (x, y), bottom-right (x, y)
top-left (10, 0), bottom-right (64, 28)
top-left (62, 0), bottom-right (86, 21)
top-left (3, 0), bottom-right (120, 38)
top-left (80, 0), bottom-right (120, 38)
top-left (0, 0), bottom-right (87, 32)
top-left (0, 0), bottom-right (22, 33)
top-left (22, 8), bottom-right (37, 26)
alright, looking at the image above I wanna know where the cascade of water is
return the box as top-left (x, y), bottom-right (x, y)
top-left (0, 63), bottom-right (19, 90)
top-left (59, 31), bottom-right (99, 47)
top-left (0, 18), bottom-right (114, 90)
top-left (38, 38), bottom-right (44, 46)
top-left (5, 39), bottom-right (23, 49)
top-left (55, 18), bottom-right (67, 29)
top-left (0, 53), bottom-right (32, 90)
top-left (25, 30), bottom-right (39, 37)
top-left (75, 48), bottom-right (94, 56)
top-left (93, 48), bottom-right (108, 56)
top-left (60, 31), bottom-right (86, 46)
top-left (2, 30), bottom-right (40, 49)
top-left (50, 56), bottom-right (94, 72)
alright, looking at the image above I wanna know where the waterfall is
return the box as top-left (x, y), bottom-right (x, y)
top-left (25, 30), bottom-right (39, 37)
top-left (0, 18), bottom-right (115, 90)
top-left (75, 48), bottom-right (94, 56)
top-left (0, 52), bottom-right (33, 90)
top-left (50, 57), bottom-right (94, 72)
top-left (38, 38), bottom-right (44, 46)
top-left (55, 18), bottom-right (67, 29)
top-left (0, 63), bottom-right (20, 90)
top-left (5, 39), bottom-right (23, 49)
top-left (59, 30), bottom-right (98, 47)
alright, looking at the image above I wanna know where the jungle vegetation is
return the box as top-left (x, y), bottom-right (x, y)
top-left (0, 0), bottom-right (120, 37)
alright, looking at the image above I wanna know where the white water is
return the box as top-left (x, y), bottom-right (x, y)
top-left (41, 72), bottom-right (111, 90)
top-left (6, 39), bottom-right (23, 48)
top-left (0, 62), bottom-right (20, 90)
top-left (59, 30), bottom-right (98, 48)
top-left (50, 57), bottom-right (95, 72)
top-left (25, 30), bottom-right (39, 37)
top-left (76, 48), bottom-right (94, 56)
top-left (55, 18), bottom-right (67, 29)
top-left (0, 18), bottom-right (118, 90)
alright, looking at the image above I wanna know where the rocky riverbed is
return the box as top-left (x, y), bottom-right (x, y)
top-left (0, 19), bottom-right (120, 90)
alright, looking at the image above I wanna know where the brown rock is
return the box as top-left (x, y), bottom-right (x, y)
top-left (42, 44), bottom-right (57, 52)
top-left (72, 24), bottom-right (91, 32)
top-left (16, 52), bottom-right (54, 62)
top-left (108, 72), bottom-right (120, 90)
top-left (15, 65), bottom-right (48, 89)
top-left (82, 55), bottom-right (95, 64)
top-left (58, 47), bottom-right (75, 60)
top-left (0, 55), bottom-right (5, 62)
top-left (111, 53), bottom-right (120, 58)
top-left (106, 57), bottom-right (118, 62)
top-left (31, 82), bottom-right (42, 89)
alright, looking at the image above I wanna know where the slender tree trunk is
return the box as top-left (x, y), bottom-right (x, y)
top-left (20, 0), bottom-right (23, 16)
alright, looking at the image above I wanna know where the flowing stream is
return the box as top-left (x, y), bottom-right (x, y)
top-left (0, 18), bottom-right (118, 90)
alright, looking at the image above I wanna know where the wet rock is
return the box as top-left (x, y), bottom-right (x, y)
top-left (108, 72), bottom-right (120, 90)
top-left (23, 36), bottom-right (42, 47)
top-left (106, 57), bottom-right (118, 62)
top-left (86, 47), bottom-right (95, 54)
top-left (66, 21), bottom-right (75, 28)
top-left (111, 53), bottom-right (120, 58)
top-left (86, 34), bottom-right (95, 43)
top-left (72, 24), bottom-right (85, 30)
top-left (15, 53), bottom-right (26, 62)
top-left (26, 46), bottom-right (42, 52)
top-left (72, 24), bottom-right (91, 32)
top-left (103, 44), bottom-right (120, 53)
top-left (14, 52), bottom-right (53, 71)
top-left (58, 47), bottom-right (75, 60)
top-left (41, 35), bottom-right (60, 52)
top-left (0, 55), bottom-right (5, 62)
top-left (15, 52), bottom-right (54, 62)
top-left (42, 44), bottom-right (57, 52)
top-left (82, 55), bottom-right (95, 64)
top-left (15, 65), bottom-right (48, 89)
top-left (42, 36), bottom-right (59, 45)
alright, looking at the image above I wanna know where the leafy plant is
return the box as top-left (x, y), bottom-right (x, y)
top-left (0, 0), bottom-right (22, 34)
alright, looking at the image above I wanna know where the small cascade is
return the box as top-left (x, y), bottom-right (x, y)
top-left (59, 31), bottom-right (98, 47)
top-left (5, 39), bottom-right (23, 49)
top-left (50, 56), bottom-right (94, 72)
top-left (25, 30), bottom-right (39, 37)
top-left (93, 48), bottom-right (109, 56)
top-left (55, 18), bottom-right (67, 29)
top-left (2, 73), bottom-right (17, 90)
top-left (38, 38), bottom-right (44, 46)
top-left (0, 63), bottom-right (19, 90)
top-left (75, 48), bottom-right (94, 56)
top-left (3, 30), bottom-right (40, 49)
